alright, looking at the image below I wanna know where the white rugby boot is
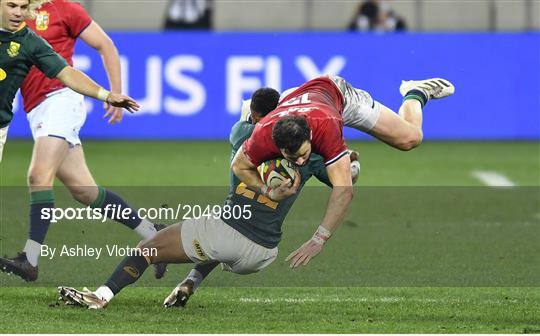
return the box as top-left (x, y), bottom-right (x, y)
top-left (399, 78), bottom-right (455, 100)
top-left (58, 286), bottom-right (108, 309)
top-left (163, 280), bottom-right (194, 308)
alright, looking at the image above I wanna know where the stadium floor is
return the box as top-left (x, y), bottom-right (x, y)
top-left (0, 140), bottom-right (538, 333)
top-left (1, 140), bottom-right (539, 186)
top-left (1, 287), bottom-right (539, 333)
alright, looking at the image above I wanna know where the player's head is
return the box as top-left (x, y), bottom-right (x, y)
top-left (272, 115), bottom-right (312, 166)
top-left (250, 88), bottom-right (280, 123)
top-left (0, 0), bottom-right (42, 30)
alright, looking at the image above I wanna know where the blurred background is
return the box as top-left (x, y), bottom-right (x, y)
top-left (6, 0), bottom-right (539, 141)
top-left (69, 0), bottom-right (540, 31)
top-left (2, 0), bottom-right (539, 188)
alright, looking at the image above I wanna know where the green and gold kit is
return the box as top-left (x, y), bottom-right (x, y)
top-left (222, 121), bottom-right (332, 248)
top-left (0, 25), bottom-right (67, 128)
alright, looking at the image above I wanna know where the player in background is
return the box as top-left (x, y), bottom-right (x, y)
top-left (0, 0), bottom-right (137, 162)
top-left (56, 88), bottom-right (360, 309)
top-left (0, 0), bottom-right (164, 282)
top-left (231, 75), bottom-right (454, 269)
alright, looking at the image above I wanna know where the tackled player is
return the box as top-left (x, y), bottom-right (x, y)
top-left (57, 88), bottom-right (361, 309)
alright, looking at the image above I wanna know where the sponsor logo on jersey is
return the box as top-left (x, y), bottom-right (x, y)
top-left (35, 11), bottom-right (50, 31)
top-left (193, 239), bottom-right (208, 261)
top-left (7, 42), bottom-right (20, 58)
top-left (0, 68), bottom-right (6, 81)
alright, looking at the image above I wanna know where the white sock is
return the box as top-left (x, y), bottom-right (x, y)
top-left (23, 239), bottom-right (41, 267)
top-left (94, 286), bottom-right (115, 302)
top-left (185, 269), bottom-right (204, 292)
top-left (134, 219), bottom-right (157, 240)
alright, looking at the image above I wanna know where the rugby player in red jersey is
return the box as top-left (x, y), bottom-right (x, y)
top-left (232, 75), bottom-right (454, 268)
top-left (0, 0), bottom-right (164, 282)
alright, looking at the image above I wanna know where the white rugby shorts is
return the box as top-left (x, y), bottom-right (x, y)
top-left (247, 76), bottom-right (381, 132)
top-left (27, 88), bottom-right (87, 146)
top-left (328, 75), bottom-right (381, 132)
top-left (181, 216), bottom-right (278, 275)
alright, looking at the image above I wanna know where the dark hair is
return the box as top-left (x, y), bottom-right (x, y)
top-left (360, 1), bottom-right (379, 20)
top-left (272, 116), bottom-right (311, 154)
top-left (250, 88), bottom-right (280, 118)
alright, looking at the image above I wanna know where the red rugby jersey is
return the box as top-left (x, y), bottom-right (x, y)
top-left (243, 76), bottom-right (349, 166)
top-left (21, 0), bottom-right (92, 113)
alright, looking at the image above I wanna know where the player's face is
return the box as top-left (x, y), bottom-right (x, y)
top-left (281, 141), bottom-right (312, 167)
top-left (0, 0), bottom-right (29, 31)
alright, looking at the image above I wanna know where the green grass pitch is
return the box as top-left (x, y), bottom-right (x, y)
top-left (0, 140), bottom-right (539, 333)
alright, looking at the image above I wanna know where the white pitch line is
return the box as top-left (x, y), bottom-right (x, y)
top-left (238, 296), bottom-right (518, 305)
top-left (471, 170), bottom-right (516, 187)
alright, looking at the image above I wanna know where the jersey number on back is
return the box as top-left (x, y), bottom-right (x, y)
top-left (277, 93), bottom-right (316, 116)
top-left (236, 183), bottom-right (278, 210)
top-left (281, 93), bottom-right (311, 106)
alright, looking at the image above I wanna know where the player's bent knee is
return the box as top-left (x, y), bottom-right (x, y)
top-left (28, 169), bottom-right (55, 187)
top-left (396, 129), bottom-right (423, 151)
top-left (396, 140), bottom-right (420, 151)
top-left (136, 239), bottom-right (159, 264)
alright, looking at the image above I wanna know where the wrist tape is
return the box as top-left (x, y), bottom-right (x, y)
top-left (311, 225), bottom-right (332, 245)
top-left (97, 87), bottom-right (110, 102)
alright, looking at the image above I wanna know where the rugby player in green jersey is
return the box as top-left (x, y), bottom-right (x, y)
top-left (0, 0), bottom-right (164, 284)
top-left (0, 0), bottom-right (138, 162)
top-left (57, 88), bottom-right (360, 309)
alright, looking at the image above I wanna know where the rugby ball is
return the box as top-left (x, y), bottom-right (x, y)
top-left (351, 160), bottom-right (361, 184)
top-left (260, 159), bottom-right (298, 189)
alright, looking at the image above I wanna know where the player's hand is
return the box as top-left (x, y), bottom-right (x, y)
top-left (103, 102), bottom-right (124, 124)
top-left (349, 150), bottom-right (359, 162)
top-left (106, 93), bottom-right (140, 113)
top-left (285, 239), bottom-right (324, 269)
top-left (267, 171), bottom-right (301, 201)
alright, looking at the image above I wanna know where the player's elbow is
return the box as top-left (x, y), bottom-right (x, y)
top-left (231, 153), bottom-right (247, 178)
top-left (231, 160), bottom-right (241, 177)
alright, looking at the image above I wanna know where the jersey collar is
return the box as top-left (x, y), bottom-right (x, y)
top-left (0, 23), bottom-right (27, 41)
top-left (0, 22), bottom-right (26, 33)
top-left (15, 22), bottom-right (27, 32)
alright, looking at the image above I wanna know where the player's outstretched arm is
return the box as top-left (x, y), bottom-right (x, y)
top-left (80, 21), bottom-right (124, 124)
top-left (286, 154), bottom-right (353, 268)
top-left (55, 66), bottom-right (139, 113)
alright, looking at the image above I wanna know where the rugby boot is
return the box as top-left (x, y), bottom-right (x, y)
top-left (58, 286), bottom-right (108, 309)
top-left (0, 252), bottom-right (38, 282)
top-left (399, 78), bottom-right (455, 100)
top-left (163, 279), bottom-right (194, 308)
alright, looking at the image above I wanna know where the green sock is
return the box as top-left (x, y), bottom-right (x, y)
top-left (403, 89), bottom-right (428, 108)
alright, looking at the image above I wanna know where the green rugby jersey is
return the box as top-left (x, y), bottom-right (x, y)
top-left (222, 120), bottom-right (332, 249)
top-left (0, 25), bottom-right (67, 128)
